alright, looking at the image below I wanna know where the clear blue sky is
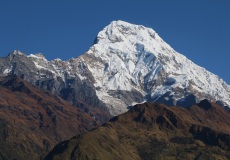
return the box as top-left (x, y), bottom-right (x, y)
top-left (0, 0), bottom-right (230, 84)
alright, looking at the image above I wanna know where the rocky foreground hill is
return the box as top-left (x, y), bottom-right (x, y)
top-left (46, 101), bottom-right (230, 160)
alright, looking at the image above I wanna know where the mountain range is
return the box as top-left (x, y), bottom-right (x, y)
top-left (1, 21), bottom-right (229, 119)
top-left (0, 20), bottom-right (230, 159)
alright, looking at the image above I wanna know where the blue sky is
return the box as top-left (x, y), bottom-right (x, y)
top-left (0, 0), bottom-right (230, 84)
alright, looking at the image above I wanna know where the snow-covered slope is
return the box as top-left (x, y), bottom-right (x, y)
top-left (82, 20), bottom-right (230, 114)
top-left (1, 20), bottom-right (230, 116)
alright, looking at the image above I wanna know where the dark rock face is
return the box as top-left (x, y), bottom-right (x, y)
top-left (46, 102), bottom-right (230, 160)
top-left (176, 94), bottom-right (197, 107)
top-left (189, 125), bottom-right (230, 150)
top-left (0, 52), bottom-right (111, 124)
top-left (197, 99), bottom-right (214, 110)
top-left (0, 75), bottom-right (98, 160)
top-left (107, 89), bottom-right (144, 105)
top-left (149, 92), bottom-right (175, 106)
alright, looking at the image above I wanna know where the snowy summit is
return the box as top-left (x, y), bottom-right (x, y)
top-left (85, 20), bottom-right (230, 114)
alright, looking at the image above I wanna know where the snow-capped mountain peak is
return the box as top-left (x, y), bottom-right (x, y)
top-left (0, 20), bottom-right (230, 116)
top-left (28, 53), bottom-right (47, 61)
top-left (11, 50), bottom-right (25, 55)
top-left (84, 20), bottom-right (230, 114)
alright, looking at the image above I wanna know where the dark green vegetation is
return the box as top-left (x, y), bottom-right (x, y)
top-left (46, 101), bottom-right (230, 160)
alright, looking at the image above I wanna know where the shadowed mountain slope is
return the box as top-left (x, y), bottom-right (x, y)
top-left (0, 75), bottom-right (98, 160)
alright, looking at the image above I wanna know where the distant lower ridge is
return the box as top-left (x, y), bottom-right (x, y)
top-left (0, 75), bottom-right (98, 160)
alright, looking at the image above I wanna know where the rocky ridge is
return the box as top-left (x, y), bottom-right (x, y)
top-left (45, 101), bottom-right (230, 160)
